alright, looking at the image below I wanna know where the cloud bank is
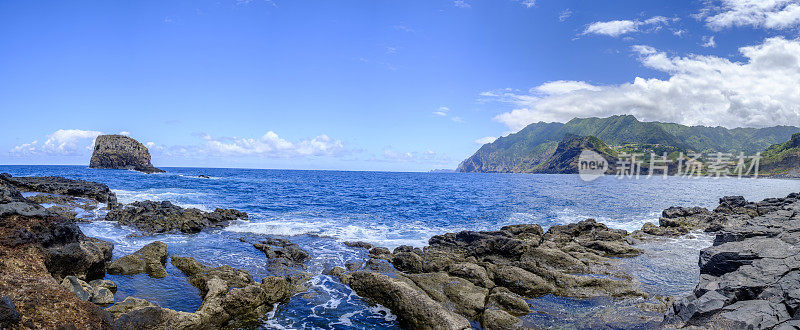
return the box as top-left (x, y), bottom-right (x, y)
top-left (10, 129), bottom-right (103, 156)
top-left (488, 37), bottom-right (800, 131)
top-left (700, 0), bottom-right (800, 30)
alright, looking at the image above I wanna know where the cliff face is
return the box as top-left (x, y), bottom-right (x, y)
top-left (89, 135), bottom-right (163, 173)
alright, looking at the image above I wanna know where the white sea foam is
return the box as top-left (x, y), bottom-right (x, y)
top-left (113, 188), bottom-right (213, 212)
top-left (224, 218), bottom-right (445, 249)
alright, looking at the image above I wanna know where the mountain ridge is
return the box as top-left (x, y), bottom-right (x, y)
top-left (458, 115), bottom-right (800, 173)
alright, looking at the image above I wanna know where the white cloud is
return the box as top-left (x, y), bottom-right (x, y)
top-left (433, 106), bottom-right (450, 116)
top-left (10, 129), bottom-right (103, 156)
top-left (119, 131), bottom-right (131, 136)
top-left (584, 16), bottom-right (678, 37)
top-left (702, 35), bottom-right (717, 48)
top-left (520, 0), bottom-right (536, 8)
top-left (454, 0), bottom-right (470, 8)
top-left (203, 131), bottom-right (344, 157)
top-left (535, 80), bottom-right (602, 94)
top-left (474, 136), bottom-right (497, 144)
top-left (700, 0), bottom-right (800, 30)
top-left (487, 37), bottom-right (800, 131)
top-left (559, 9), bottom-right (573, 22)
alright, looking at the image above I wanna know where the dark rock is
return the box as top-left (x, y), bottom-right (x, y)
top-left (1, 173), bottom-right (118, 207)
top-left (485, 287), bottom-right (529, 316)
top-left (341, 217), bottom-right (646, 328)
top-left (253, 239), bottom-right (310, 268)
top-left (391, 252), bottom-right (424, 273)
top-left (663, 192), bottom-right (800, 328)
top-left (368, 246), bottom-right (392, 259)
top-left (344, 241), bottom-right (373, 250)
top-left (0, 210), bottom-right (113, 328)
top-left (104, 200), bottom-right (247, 234)
top-left (481, 309), bottom-right (523, 330)
top-left (341, 271), bottom-right (471, 329)
top-left (345, 260), bottom-right (363, 271)
top-left (325, 266), bottom-right (346, 277)
top-left (447, 262), bottom-right (493, 288)
top-left (171, 256), bottom-right (253, 295)
top-left (108, 241), bottom-right (169, 278)
top-left (89, 134), bottom-right (164, 173)
top-left (0, 296), bottom-right (19, 329)
top-left (45, 237), bottom-right (113, 281)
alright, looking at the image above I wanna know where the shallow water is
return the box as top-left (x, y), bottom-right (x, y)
top-left (2, 165), bottom-right (799, 328)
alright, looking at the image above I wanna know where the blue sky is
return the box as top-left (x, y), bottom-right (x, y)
top-left (2, 0), bottom-right (800, 171)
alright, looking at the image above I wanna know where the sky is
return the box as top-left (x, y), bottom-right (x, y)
top-left (2, 0), bottom-right (800, 171)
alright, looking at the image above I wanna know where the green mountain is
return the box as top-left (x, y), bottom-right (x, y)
top-left (533, 135), bottom-right (617, 174)
top-left (759, 133), bottom-right (800, 177)
top-left (458, 115), bottom-right (800, 173)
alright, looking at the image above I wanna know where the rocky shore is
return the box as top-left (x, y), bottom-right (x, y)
top-left (3, 171), bottom-right (800, 329)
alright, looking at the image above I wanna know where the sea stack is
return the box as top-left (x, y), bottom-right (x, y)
top-left (89, 135), bottom-right (164, 173)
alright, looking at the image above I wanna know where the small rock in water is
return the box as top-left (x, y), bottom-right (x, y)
top-left (343, 241), bottom-right (373, 250)
top-left (107, 241), bottom-right (169, 278)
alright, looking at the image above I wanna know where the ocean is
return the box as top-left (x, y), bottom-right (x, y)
top-left (2, 165), bottom-right (799, 328)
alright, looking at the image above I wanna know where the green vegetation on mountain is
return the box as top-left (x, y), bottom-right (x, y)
top-left (457, 115), bottom-right (800, 173)
top-left (759, 133), bottom-right (800, 177)
top-left (532, 135), bottom-right (617, 174)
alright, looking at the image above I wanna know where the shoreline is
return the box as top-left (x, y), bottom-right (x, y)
top-left (1, 171), bottom-right (799, 328)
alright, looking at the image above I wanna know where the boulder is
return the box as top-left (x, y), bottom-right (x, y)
top-left (89, 134), bottom-right (164, 173)
top-left (45, 236), bottom-right (114, 281)
top-left (105, 200), bottom-right (248, 234)
top-left (342, 271), bottom-right (471, 330)
top-left (253, 238), bottom-right (310, 268)
top-left (108, 241), bottom-right (169, 278)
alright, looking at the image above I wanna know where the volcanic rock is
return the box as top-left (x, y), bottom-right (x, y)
top-left (108, 241), bottom-right (169, 278)
top-left (104, 200), bottom-right (247, 234)
top-left (109, 256), bottom-right (297, 328)
top-left (663, 193), bottom-right (800, 328)
top-left (1, 173), bottom-right (118, 207)
top-left (89, 134), bottom-right (164, 173)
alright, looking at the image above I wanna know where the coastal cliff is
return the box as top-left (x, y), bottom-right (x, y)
top-left (89, 135), bottom-right (163, 174)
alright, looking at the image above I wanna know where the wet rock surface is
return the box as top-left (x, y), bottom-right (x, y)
top-left (109, 256), bottom-right (298, 328)
top-left (253, 237), bottom-right (311, 269)
top-left (663, 193), bottom-right (800, 329)
top-left (339, 219), bottom-right (648, 329)
top-left (104, 200), bottom-right (248, 234)
top-left (89, 134), bottom-right (164, 173)
top-left (108, 241), bottom-right (169, 278)
top-left (1, 173), bottom-right (118, 207)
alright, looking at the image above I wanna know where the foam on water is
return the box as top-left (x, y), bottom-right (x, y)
top-left (113, 188), bottom-right (214, 212)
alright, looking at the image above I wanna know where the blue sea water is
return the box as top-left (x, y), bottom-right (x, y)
top-left (2, 165), bottom-right (799, 328)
